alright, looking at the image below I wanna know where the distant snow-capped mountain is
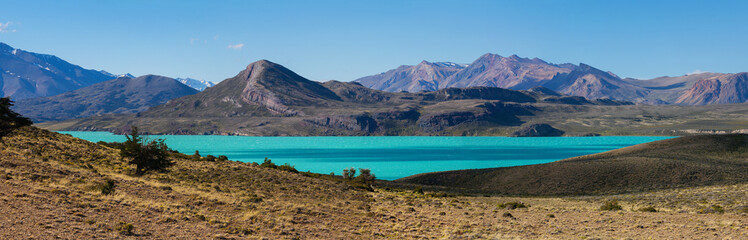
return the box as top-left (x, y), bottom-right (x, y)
top-left (176, 78), bottom-right (215, 91)
top-left (0, 42), bottom-right (114, 100)
top-left (99, 71), bottom-right (135, 79)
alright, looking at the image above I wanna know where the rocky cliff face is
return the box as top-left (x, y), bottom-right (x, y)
top-left (542, 64), bottom-right (649, 101)
top-left (675, 73), bottom-right (748, 105)
top-left (510, 123), bottom-right (565, 137)
top-left (238, 60), bottom-right (342, 115)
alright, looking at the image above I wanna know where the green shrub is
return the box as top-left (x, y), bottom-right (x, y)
top-left (120, 127), bottom-right (172, 175)
top-left (342, 167), bottom-right (356, 180)
top-left (204, 155), bottom-right (216, 162)
top-left (260, 157), bottom-right (277, 168)
top-left (115, 222), bottom-right (134, 235)
top-left (277, 163), bottom-right (298, 173)
top-left (217, 155), bottom-right (229, 161)
top-left (192, 150), bottom-right (201, 161)
top-left (498, 202), bottom-right (527, 210)
top-left (90, 179), bottom-right (116, 195)
top-left (600, 200), bottom-right (623, 211)
top-left (638, 206), bottom-right (657, 212)
top-left (0, 97), bottom-right (32, 137)
top-left (355, 168), bottom-right (376, 184)
top-left (413, 186), bottom-right (424, 194)
top-left (101, 179), bottom-right (116, 195)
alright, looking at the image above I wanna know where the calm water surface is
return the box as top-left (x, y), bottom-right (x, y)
top-left (60, 131), bottom-right (673, 180)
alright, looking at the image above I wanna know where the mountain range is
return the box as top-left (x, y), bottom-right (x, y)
top-left (13, 75), bottom-right (198, 122)
top-left (0, 42), bottom-right (115, 100)
top-left (40, 60), bottom-right (748, 136)
top-left (0, 42), bottom-right (212, 103)
top-left (355, 53), bottom-right (748, 105)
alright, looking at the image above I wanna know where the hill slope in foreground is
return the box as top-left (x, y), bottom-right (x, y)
top-left (1, 127), bottom-right (747, 238)
top-left (398, 134), bottom-right (748, 195)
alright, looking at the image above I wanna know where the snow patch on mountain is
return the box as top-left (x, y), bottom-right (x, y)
top-left (176, 78), bottom-right (215, 91)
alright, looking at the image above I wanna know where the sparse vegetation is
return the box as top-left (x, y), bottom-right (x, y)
top-left (739, 206), bottom-right (748, 213)
top-left (498, 202), bottom-right (527, 210)
top-left (342, 167), bottom-right (356, 180)
top-left (638, 206), bottom-right (657, 212)
top-left (91, 179), bottom-right (117, 195)
top-left (413, 186), bottom-right (424, 194)
top-left (258, 158), bottom-right (298, 173)
top-left (697, 205), bottom-right (725, 214)
top-left (1, 126), bottom-right (747, 239)
top-left (115, 222), bottom-right (134, 235)
top-left (600, 200), bottom-right (623, 211)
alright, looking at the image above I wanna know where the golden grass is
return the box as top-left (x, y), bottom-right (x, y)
top-left (1, 126), bottom-right (747, 239)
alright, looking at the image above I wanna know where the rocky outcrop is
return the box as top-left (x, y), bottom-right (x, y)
top-left (511, 123), bottom-right (564, 137)
top-left (542, 64), bottom-right (649, 101)
top-left (675, 73), bottom-right (748, 105)
top-left (421, 87), bottom-right (537, 103)
top-left (238, 60), bottom-right (342, 116)
top-left (417, 112), bottom-right (478, 132)
top-left (542, 96), bottom-right (592, 105)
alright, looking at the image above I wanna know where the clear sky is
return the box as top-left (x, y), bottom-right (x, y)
top-left (1, 0), bottom-right (747, 83)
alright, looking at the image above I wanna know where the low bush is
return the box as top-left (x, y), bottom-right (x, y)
top-left (600, 200), bottom-right (623, 211)
top-left (638, 206), bottom-right (657, 212)
top-left (259, 158), bottom-right (298, 173)
top-left (260, 158), bottom-right (277, 168)
top-left (115, 222), bottom-right (134, 235)
top-left (342, 167), bottom-right (356, 180)
top-left (90, 179), bottom-right (116, 195)
top-left (204, 155), bottom-right (216, 161)
top-left (277, 163), bottom-right (298, 173)
top-left (498, 202), bottom-right (527, 210)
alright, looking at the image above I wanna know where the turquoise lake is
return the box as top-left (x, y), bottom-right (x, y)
top-left (60, 131), bottom-right (673, 180)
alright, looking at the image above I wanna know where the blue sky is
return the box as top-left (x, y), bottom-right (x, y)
top-left (1, 0), bottom-right (747, 83)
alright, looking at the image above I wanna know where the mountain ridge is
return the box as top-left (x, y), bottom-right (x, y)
top-left (0, 42), bottom-right (115, 100)
top-left (43, 59), bottom-right (748, 137)
top-left (355, 53), bottom-right (748, 105)
top-left (13, 75), bottom-right (198, 122)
